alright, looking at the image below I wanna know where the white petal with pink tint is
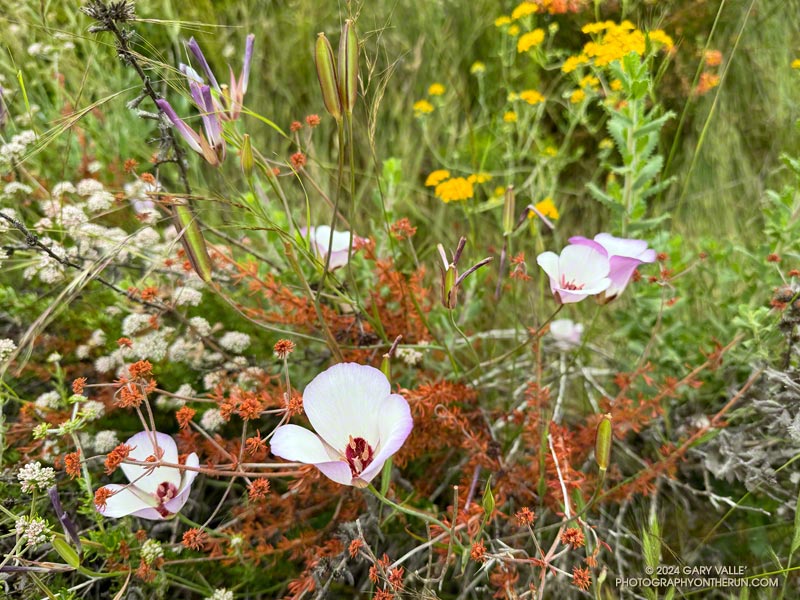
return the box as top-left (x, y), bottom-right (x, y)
top-left (97, 484), bottom-right (155, 518)
top-left (270, 424), bottom-right (339, 464)
top-left (303, 363), bottom-right (388, 452)
top-left (120, 431), bottom-right (181, 495)
top-left (358, 394), bottom-right (414, 484)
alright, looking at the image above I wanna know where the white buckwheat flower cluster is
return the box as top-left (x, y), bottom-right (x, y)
top-left (15, 516), bottom-right (51, 549)
top-left (200, 408), bottom-right (225, 432)
top-left (141, 539), bottom-right (164, 565)
top-left (17, 462), bottom-right (56, 493)
top-left (219, 331), bottom-right (251, 353)
top-left (94, 430), bottom-right (120, 453)
top-left (207, 589), bottom-right (234, 600)
top-left (0, 338), bottom-right (17, 362)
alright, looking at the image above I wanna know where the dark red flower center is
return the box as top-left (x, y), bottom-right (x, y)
top-left (560, 274), bottom-right (585, 291)
top-left (155, 481), bottom-right (179, 517)
top-left (345, 436), bottom-right (374, 477)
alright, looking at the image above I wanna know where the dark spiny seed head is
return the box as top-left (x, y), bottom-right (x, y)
top-left (82, 0), bottom-right (136, 28)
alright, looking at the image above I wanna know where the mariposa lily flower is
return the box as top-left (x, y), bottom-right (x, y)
top-left (549, 318), bottom-right (584, 351)
top-left (270, 363), bottom-right (413, 488)
top-left (569, 233), bottom-right (656, 300)
top-left (536, 242), bottom-right (611, 304)
top-left (95, 431), bottom-right (199, 520)
top-left (184, 34), bottom-right (254, 121)
top-left (301, 225), bottom-right (357, 270)
top-left (156, 92), bottom-right (225, 166)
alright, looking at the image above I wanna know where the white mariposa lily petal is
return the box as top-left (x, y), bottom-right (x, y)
top-left (271, 424), bottom-right (340, 464)
top-left (120, 431), bottom-right (182, 495)
top-left (97, 484), bottom-right (156, 518)
top-left (358, 394), bottom-right (414, 484)
top-left (302, 363), bottom-right (388, 452)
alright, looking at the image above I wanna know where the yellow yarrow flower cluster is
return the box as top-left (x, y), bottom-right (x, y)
top-left (428, 83), bottom-right (446, 96)
top-left (425, 170), bottom-right (450, 187)
top-left (470, 61), bottom-right (486, 75)
top-left (467, 172), bottom-right (492, 184)
top-left (495, 16), bottom-right (512, 27)
top-left (434, 177), bottom-right (474, 203)
top-left (570, 89), bottom-right (586, 104)
top-left (519, 89), bottom-right (545, 105)
top-left (413, 100), bottom-right (434, 115)
top-left (508, 25), bottom-right (521, 36)
top-left (503, 111), bottom-right (518, 123)
top-left (562, 21), bottom-right (673, 72)
top-left (792, 59), bottom-right (800, 69)
top-left (511, 1), bottom-right (538, 20)
top-left (528, 197), bottom-right (559, 220)
top-left (579, 75), bottom-right (600, 89)
top-left (517, 28), bottom-right (545, 53)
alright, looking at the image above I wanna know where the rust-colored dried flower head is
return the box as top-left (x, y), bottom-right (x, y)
top-left (273, 339), bottom-right (296, 359)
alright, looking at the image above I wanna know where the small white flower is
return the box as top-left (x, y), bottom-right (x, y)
top-left (0, 208), bottom-right (18, 232)
top-left (3, 181), bottom-right (32, 196)
top-left (58, 205), bottom-right (88, 228)
top-left (203, 370), bottom-right (225, 390)
top-left (87, 160), bottom-right (103, 173)
top-left (76, 178), bottom-right (104, 196)
top-left (396, 346), bottom-right (423, 366)
top-left (17, 462), bottom-right (56, 493)
top-left (94, 355), bottom-right (118, 373)
top-left (35, 391), bottom-right (61, 410)
top-left (0, 338), bottom-right (17, 362)
top-left (219, 331), bottom-right (250, 353)
top-left (200, 408), bottom-right (225, 432)
top-left (47, 352), bottom-right (62, 363)
top-left (172, 286), bottom-right (203, 307)
top-left (122, 313), bottom-right (152, 337)
top-left (86, 191), bottom-right (115, 212)
top-left (131, 330), bottom-right (169, 361)
top-left (141, 538), bottom-right (164, 564)
top-left (207, 589), bottom-right (234, 600)
top-left (80, 400), bottom-right (106, 421)
top-left (94, 430), bottom-right (120, 453)
top-left (15, 516), bottom-right (51, 549)
top-left (51, 182), bottom-right (76, 197)
top-left (90, 329), bottom-right (107, 347)
top-left (189, 317), bottom-right (211, 338)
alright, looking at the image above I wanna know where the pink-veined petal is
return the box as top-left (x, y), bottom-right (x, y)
top-left (96, 484), bottom-right (156, 518)
top-left (606, 255), bottom-right (644, 298)
top-left (358, 393), bottom-right (413, 484)
top-left (270, 424), bottom-right (340, 464)
top-left (120, 431), bottom-right (181, 495)
top-left (303, 363), bottom-right (389, 453)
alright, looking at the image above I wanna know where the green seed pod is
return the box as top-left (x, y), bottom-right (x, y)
top-left (338, 19), bottom-right (358, 114)
top-left (173, 203), bottom-right (213, 283)
top-left (503, 185), bottom-right (515, 236)
top-left (482, 480), bottom-right (495, 519)
top-left (443, 264), bottom-right (458, 309)
top-left (595, 413), bottom-right (613, 472)
top-left (52, 537), bottom-right (81, 569)
top-left (315, 33), bottom-right (342, 120)
top-left (240, 134), bottom-right (254, 177)
top-left (380, 352), bottom-right (391, 381)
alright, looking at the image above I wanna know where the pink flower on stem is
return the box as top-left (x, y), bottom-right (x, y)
top-left (95, 431), bottom-right (199, 520)
top-left (536, 242), bottom-right (611, 304)
top-left (156, 94), bottom-right (225, 166)
top-left (270, 363), bottom-right (413, 488)
top-left (569, 233), bottom-right (656, 300)
top-left (301, 225), bottom-right (357, 270)
top-left (185, 34), bottom-right (254, 121)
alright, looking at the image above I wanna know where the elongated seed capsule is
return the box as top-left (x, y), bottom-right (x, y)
top-left (503, 185), bottom-right (515, 236)
top-left (52, 537), bottom-right (81, 569)
top-left (240, 134), bottom-right (253, 177)
top-left (595, 413), bottom-right (613, 472)
top-left (315, 33), bottom-right (342, 120)
top-left (338, 19), bottom-right (358, 114)
top-left (173, 204), bottom-right (213, 283)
